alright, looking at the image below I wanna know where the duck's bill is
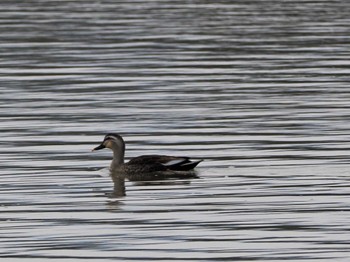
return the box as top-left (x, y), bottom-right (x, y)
top-left (92, 143), bottom-right (105, 151)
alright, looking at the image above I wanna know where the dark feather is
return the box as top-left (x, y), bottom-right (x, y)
top-left (127, 155), bottom-right (201, 172)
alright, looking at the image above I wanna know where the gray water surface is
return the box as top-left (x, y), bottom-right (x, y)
top-left (1, 0), bottom-right (350, 261)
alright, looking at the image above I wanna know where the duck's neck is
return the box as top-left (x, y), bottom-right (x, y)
top-left (110, 143), bottom-right (125, 170)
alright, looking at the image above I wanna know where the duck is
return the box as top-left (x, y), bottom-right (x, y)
top-left (92, 133), bottom-right (202, 180)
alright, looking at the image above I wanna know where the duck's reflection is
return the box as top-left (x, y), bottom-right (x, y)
top-left (110, 175), bottom-right (126, 197)
top-left (107, 170), bottom-right (199, 198)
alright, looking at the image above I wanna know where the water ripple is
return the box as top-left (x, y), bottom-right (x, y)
top-left (1, 0), bottom-right (350, 261)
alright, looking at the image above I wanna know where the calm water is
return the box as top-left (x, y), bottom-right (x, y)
top-left (1, 0), bottom-right (350, 261)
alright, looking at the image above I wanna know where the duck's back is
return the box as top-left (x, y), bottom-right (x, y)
top-left (127, 155), bottom-right (201, 171)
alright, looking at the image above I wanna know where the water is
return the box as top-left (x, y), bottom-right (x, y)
top-left (1, 0), bottom-right (350, 261)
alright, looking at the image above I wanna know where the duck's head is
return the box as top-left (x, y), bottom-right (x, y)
top-left (92, 133), bottom-right (125, 152)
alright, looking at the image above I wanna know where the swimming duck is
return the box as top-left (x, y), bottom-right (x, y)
top-left (92, 133), bottom-right (202, 180)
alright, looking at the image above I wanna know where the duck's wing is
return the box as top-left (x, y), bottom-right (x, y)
top-left (161, 157), bottom-right (202, 171)
top-left (128, 155), bottom-right (202, 171)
